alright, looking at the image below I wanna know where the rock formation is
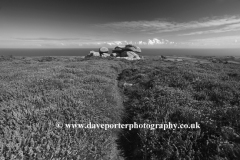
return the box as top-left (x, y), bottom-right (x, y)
top-left (120, 51), bottom-right (141, 59)
top-left (86, 45), bottom-right (142, 60)
top-left (85, 47), bottom-right (110, 58)
top-left (99, 47), bottom-right (109, 56)
top-left (125, 44), bottom-right (141, 53)
top-left (110, 52), bottom-right (120, 57)
top-left (86, 51), bottom-right (100, 57)
top-left (112, 46), bottom-right (125, 53)
top-left (101, 53), bottom-right (110, 57)
top-left (111, 44), bottom-right (141, 60)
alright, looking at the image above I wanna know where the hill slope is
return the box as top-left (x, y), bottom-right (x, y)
top-left (1, 56), bottom-right (240, 160)
top-left (117, 58), bottom-right (240, 160)
top-left (0, 56), bottom-right (128, 160)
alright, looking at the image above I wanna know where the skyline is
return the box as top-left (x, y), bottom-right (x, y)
top-left (0, 0), bottom-right (240, 48)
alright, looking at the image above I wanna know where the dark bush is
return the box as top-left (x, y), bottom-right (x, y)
top-left (38, 56), bottom-right (56, 62)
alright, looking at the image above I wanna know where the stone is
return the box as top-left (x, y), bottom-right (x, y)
top-left (129, 51), bottom-right (141, 59)
top-left (86, 48), bottom-right (110, 58)
top-left (112, 46), bottom-right (125, 53)
top-left (120, 51), bottom-right (135, 58)
top-left (86, 51), bottom-right (100, 57)
top-left (125, 44), bottom-right (141, 53)
top-left (123, 82), bottom-right (133, 87)
top-left (164, 58), bottom-right (175, 62)
top-left (86, 44), bottom-right (142, 60)
top-left (110, 53), bottom-right (121, 57)
top-left (85, 50), bottom-right (110, 58)
top-left (99, 47), bottom-right (109, 53)
top-left (120, 51), bottom-right (128, 57)
top-left (112, 44), bottom-right (141, 53)
top-left (119, 51), bottom-right (141, 60)
top-left (102, 53), bottom-right (110, 57)
top-left (176, 59), bottom-right (183, 62)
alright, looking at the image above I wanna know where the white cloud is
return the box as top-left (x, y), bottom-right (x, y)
top-left (78, 38), bottom-right (176, 47)
top-left (97, 15), bottom-right (240, 35)
top-left (183, 36), bottom-right (240, 48)
top-left (148, 38), bottom-right (164, 45)
top-left (179, 22), bottom-right (240, 36)
top-left (0, 36), bottom-right (177, 48)
top-left (191, 36), bottom-right (240, 42)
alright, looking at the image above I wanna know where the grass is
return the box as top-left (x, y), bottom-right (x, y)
top-left (1, 55), bottom-right (240, 160)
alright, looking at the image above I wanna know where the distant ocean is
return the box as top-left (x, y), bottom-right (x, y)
top-left (0, 48), bottom-right (240, 57)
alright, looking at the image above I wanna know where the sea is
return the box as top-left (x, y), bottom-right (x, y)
top-left (0, 48), bottom-right (240, 57)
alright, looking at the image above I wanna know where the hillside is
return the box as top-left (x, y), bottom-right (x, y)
top-left (117, 57), bottom-right (240, 159)
top-left (0, 55), bottom-right (240, 160)
top-left (0, 56), bottom-right (128, 160)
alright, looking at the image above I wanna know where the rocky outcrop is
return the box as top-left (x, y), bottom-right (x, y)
top-left (112, 44), bottom-right (141, 54)
top-left (86, 45), bottom-right (142, 60)
top-left (86, 47), bottom-right (110, 58)
top-left (101, 53), bottom-right (110, 57)
top-left (112, 46), bottom-right (125, 53)
top-left (120, 51), bottom-right (141, 59)
top-left (176, 59), bottom-right (183, 62)
top-left (86, 51), bottom-right (100, 57)
top-left (99, 47), bottom-right (109, 55)
top-left (112, 44), bottom-right (141, 60)
top-left (125, 44), bottom-right (141, 53)
top-left (110, 52), bottom-right (121, 57)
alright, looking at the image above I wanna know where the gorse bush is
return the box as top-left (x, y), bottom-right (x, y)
top-left (117, 61), bottom-right (240, 160)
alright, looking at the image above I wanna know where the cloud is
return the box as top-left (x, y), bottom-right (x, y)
top-left (179, 35), bottom-right (240, 48)
top-left (78, 38), bottom-right (175, 47)
top-left (179, 21), bottom-right (240, 36)
top-left (14, 37), bottom-right (94, 41)
top-left (191, 36), bottom-right (240, 43)
top-left (97, 15), bottom-right (240, 35)
top-left (2, 36), bottom-right (177, 48)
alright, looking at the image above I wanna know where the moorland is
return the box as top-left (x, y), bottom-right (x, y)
top-left (0, 55), bottom-right (240, 160)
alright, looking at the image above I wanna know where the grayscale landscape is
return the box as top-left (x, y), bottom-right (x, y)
top-left (0, 0), bottom-right (240, 159)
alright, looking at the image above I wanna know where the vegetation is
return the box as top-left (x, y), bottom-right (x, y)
top-left (117, 59), bottom-right (240, 160)
top-left (1, 55), bottom-right (240, 160)
top-left (0, 56), bottom-right (127, 160)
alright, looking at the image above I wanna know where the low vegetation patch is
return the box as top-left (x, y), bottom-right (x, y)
top-left (117, 60), bottom-right (240, 160)
top-left (0, 57), bottom-right (128, 160)
top-left (1, 56), bottom-right (240, 160)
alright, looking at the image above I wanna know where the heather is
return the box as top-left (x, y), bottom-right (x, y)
top-left (117, 58), bottom-right (240, 160)
top-left (1, 55), bottom-right (240, 160)
top-left (0, 56), bottom-right (127, 160)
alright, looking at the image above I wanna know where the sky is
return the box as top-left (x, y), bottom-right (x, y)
top-left (0, 0), bottom-right (240, 48)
